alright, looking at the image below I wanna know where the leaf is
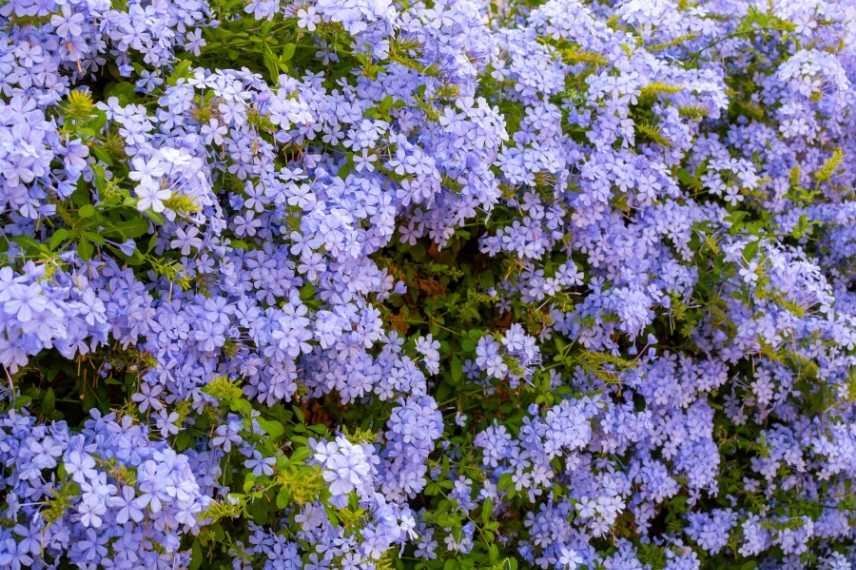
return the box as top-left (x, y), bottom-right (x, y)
top-left (42, 388), bottom-right (55, 415)
top-left (84, 231), bottom-right (105, 245)
top-left (815, 147), bottom-right (843, 183)
top-left (736, 5), bottom-right (796, 35)
top-left (229, 398), bottom-right (253, 416)
top-left (481, 498), bottom-right (493, 524)
top-left (49, 229), bottom-right (71, 251)
top-left (639, 82), bottom-right (683, 98)
top-left (110, 216), bottom-right (150, 239)
top-left (275, 485), bottom-right (291, 509)
top-left (263, 45), bottom-right (280, 84)
top-left (174, 430), bottom-right (195, 452)
top-left (450, 356), bottom-right (463, 384)
top-left (79, 204), bottom-right (97, 218)
top-left (144, 210), bottom-right (166, 225)
top-left (85, 109), bottom-right (107, 133)
top-left (497, 473), bottom-right (514, 492)
top-left (636, 122), bottom-right (671, 147)
top-left (293, 406), bottom-right (305, 424)
top-left (258, 418), bottom-right (284, 440)
top-left (488, 544), bottom-right (500, 563)
top-left (168, 59), bottom-right (194, 86)
top-left (189, 539), bottom-right (203, 570)
top-left (92, 146), bottom-right (114, 165)
top-left (557, 46), bottom-right (608, 66)
top-left (291, 446), bottom-right (311, 463)
top-left (742, 240), bottom-right (760, 262)
top-left (790, 214), bottom-right (814, 239)
top-left (281, 42), bottom-right (296, 63)
top-left (104, 81), bottom-right (137, 104)
top-left (242, 473), bottom-right (256, 493)
top-left (78, 238), bottom-right (94, 260)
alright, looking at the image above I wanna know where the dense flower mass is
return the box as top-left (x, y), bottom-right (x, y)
top-left (2, 0), bottom-right (856, 567)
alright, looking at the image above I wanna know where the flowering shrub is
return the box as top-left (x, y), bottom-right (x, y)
top-left (2, 0), bottom-right (856, 568)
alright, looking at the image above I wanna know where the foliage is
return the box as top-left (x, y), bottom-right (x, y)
top-left (2, 0), bottom-right (856, 569)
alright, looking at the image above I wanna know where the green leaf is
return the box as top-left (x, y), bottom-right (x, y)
top-left (174, 430), bottom-right (196, 452)
top-left (790, 214), bottom-right (814, 239)
top-left (144, 210), bottom-right (166, 225)
top-left (78, 238), bottom-right (94, 260)
top-left (92, 146), bottom-right (114, 165)
top-left (229, 398), bottom-right (253, 416)
top-left (42, 387), bottom-right (56, 415)
top-left (189, 539), bottom-right (203, 570)
top-left (293, 406), bottom-right (305, 424)
top-left (168, 59), bottom-right (194, 86)
top-left (263, 45), bottom-right (280, 84)
top-left (481, 498), bottom-right (493, 524)
top-left (104, 81), bottom-right (137, 105)
top-left (243, 473), bottom-right (256, 493)
top-left (229, 239), bottom-right (251, 250)
top-left (258, 418), bottom-right (284, 440)
top-left (281, 42), bottom-right (296, 63)
top-left (488, 544), bottom-right (500, 563)
top-left (49, 229), bottom-right (71, 251)
top-left (84, 231), bottom-right (105, 245)
top-left (736, 5), bottom-right (796, 34)
top-left (85, 109), bottom-right (107, 133)
top-left (79, 204), bottom-right (97, 218)
top-left (13, 395), bottom-right (33, 409)
top-left (110, 216), bottom-right (150, 239)
top-left (291, 446), bottom-right (311, 463)
top-left (742, 240), bottom-right (760, 262)
top-left (497, 473), bottom-right (514, 492)
top-left (815, 148), bottom-right (843, 183)
top-left (450, 356), bottom-right (463, 384)
top-left (276, 486), bottom-right (291, 509)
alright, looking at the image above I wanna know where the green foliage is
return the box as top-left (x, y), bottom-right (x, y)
top-left (815, 148), bottom-right (843, 183)
top-left (7, 0), bottom-right (853, 568)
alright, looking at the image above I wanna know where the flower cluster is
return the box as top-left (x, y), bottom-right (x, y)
top-left (2, 0), bottom-right (856, 568)
top-left (0, 410), bottom-right (209, 568)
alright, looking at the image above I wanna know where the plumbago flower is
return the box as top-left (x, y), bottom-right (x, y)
top-left (0, 410), bottom-right (208, 568)
top-left (2, 0), bottom-right (856, 567)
